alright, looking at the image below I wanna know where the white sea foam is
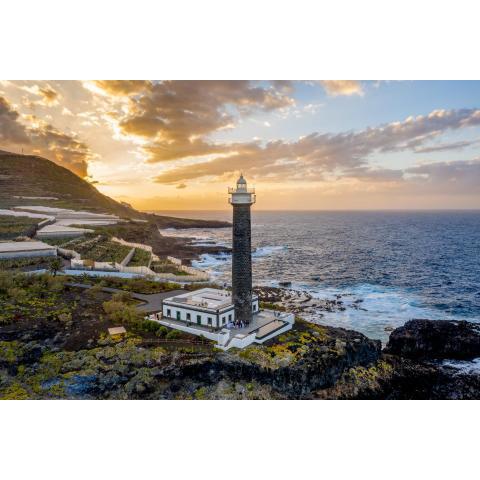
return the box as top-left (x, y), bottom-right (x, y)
top-left (192, 244), bottom-right (285, 272)
top-left (442, 358), bottom-right (480, 374)
top-left (256, 281), bottom-right (476, 343)
top-left (253, 245), bottom-right (286, 257)
top-left (191, 252), bottom-right (230, 271)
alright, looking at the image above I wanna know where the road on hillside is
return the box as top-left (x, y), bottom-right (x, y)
top-left (65, 282), bottom-right (184, 314)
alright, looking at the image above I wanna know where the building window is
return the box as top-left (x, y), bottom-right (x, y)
top-left (167, 309), bottom-right (171, 317)
top-left (222, 317), bottom-right (226, 325)
top-left (197, 315), bottom-right (201, 324)
top-left (186, 313), bottom-right (191, 320)
top-left (208, 317), bottom-right (212, 325)
top-left (228, 314), bottom-right (232, 321)
top-left (176, 311), bottom-right (181, 320)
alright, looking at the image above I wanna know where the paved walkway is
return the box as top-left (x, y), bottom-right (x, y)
top-left (66, 282), bottom-right (184, 314)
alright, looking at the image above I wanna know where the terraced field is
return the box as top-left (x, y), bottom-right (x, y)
top-left (128, 248), bottom-right (151, 267)
top-left (73, 238), bottom-right (132, 263)
top-left (0, 215), bottom-right (46, 240)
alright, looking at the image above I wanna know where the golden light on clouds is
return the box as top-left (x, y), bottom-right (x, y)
top-left (1, 80), bottom-right (479, 210)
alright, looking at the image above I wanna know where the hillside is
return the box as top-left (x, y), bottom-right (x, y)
top-left (0, 150), bottom-right (230, 229)
top-left (0, 150), bottom-right (145, 217)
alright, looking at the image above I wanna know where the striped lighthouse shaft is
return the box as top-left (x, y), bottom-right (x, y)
top-left (232, 203), bottom-right (253, 325)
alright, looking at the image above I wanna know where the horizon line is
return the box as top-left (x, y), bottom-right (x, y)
top-left (145, 208), bottom-right (480, 212)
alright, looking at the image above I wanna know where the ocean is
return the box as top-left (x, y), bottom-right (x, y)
top-left (155, 210), bottom-right (480, 342)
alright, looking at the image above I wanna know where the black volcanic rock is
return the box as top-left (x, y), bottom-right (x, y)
top-left (385, 319), bottom-right (480, 360)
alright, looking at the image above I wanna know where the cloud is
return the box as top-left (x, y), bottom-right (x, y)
top-left (341, 167), bottom-right (405, 182)
top-left (406, 159), bottom-right (480, 194)
top-left (38, 85), bottom-right (59, 105)
top-left (93, 80), bottom-right (152, 96)
top-left (0, 96), bottom-right (30, 144)
top-left (176, 183), bottom-right (187, 189)
top-left (153, 107), bottom-right (480, 185)
top-left (94, 81), bottom-right (295, 163)
top-left (414, 139), bottom-right (478, 153)
top-left (18, 83), bottom-right (60, 106)
top-left (320, 80), bottom-right (364, 96)
top-left (27, 119), bottom-right (93, 176)
top-left (0, 95), bottom-right (92, 176)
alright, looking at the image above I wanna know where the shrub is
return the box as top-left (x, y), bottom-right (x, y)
top-left (102, 300), bottom-right (142, 325)
top-left (139, 319), bottom-right (161, 333)
top-left (86, 284), bottom-right (104, 299)
top-left (156, 326), bottom-right (169, 337)
top-left (112, 291), bottom-right (133, 303)
top-left (165, 329), bottom-right (181, 340)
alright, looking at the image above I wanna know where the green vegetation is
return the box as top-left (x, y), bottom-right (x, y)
top-left (0, 272), bottom-right (70, 324)
top-left (48, 257), bottom-right (63, 276)
top-left (0, 337), bottom-right (169, 399)
top-left (128, 248), bottom-right (151, 267)
top-left (73, 236), bottom-right (132, 263)
top-left (103, 299), bottom-right (143, 325)
top-left (0, 215), bottom-right (45, 240)
top-left (151, 258), bottom-right (187, 275)
top-left (259, 301), bottom-right (286, 311)
top-left (0, 256), bottom-right (60, 272)
top-left (236, 320), bottom-right (330, 369)
top-left (41, 236), bottom-right (81, 247)
top-left (0, 269), bottom-right (220, 399)
top-left (73, 274), bottom-right (181, 294)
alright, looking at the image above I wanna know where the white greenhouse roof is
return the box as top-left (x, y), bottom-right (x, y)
top-left (0, 241), bottom-right (56, 253)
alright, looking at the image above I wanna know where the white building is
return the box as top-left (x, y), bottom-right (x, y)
top-left (0, 241), bottom-right (57, 259)
top-left (151, 287), bottom-right (294, 350)
top-left (162, 288), bottom-right (259, 329)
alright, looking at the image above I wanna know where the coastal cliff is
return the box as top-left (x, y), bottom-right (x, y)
top-left (2, 273), bottom-right (479, 400)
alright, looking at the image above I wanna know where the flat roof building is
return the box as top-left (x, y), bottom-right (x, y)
top-left (155, 287), bottom-right (293, 350)
top-left (162, 288), bottom-right (259, 330)
top-left (0, 241), bottom-right (57, 259)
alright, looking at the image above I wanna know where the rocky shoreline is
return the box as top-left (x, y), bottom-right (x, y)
top-left (2, 296), bottom-right (479, 399)
top-left (255, 286), bottom-right (347, 316)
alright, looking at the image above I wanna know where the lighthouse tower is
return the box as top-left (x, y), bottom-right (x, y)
top-left (228, 174), bottom-right (256, 325)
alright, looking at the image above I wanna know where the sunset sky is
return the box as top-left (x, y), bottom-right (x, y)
top-left (1, 80), bottom-right (479, 210)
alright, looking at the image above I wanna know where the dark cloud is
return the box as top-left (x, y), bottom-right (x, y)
top-left (0, 96), bottom-right (30, 144)
top-left (0, 96), bottom-right (91, 177)
top-left (38, 85), bottom-right (59, 105)
top-left (27, 120), bottom-right (92, 177)
top-left (176, 183), bottom-right (187, 189)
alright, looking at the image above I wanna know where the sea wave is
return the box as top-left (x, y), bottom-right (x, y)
top-left (253, 245), bottom-right (286, 257)
top-left (255, 281), bottom-right (477, 343)
top-left (442, 358), bottom-right (480, 374)
top-left (192, 245), bottom-right (286, 270)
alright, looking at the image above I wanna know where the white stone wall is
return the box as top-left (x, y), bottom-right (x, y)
top-left (162, 298), bottom-right (260, 329)
top-left (162, 303), bottom-right (234, 329)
